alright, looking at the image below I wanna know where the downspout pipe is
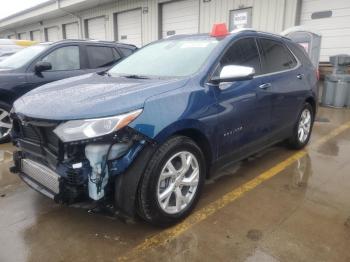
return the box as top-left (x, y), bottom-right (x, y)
top-left (295, 0), bottom-right (302, 26)
top-left (57, 0), bottom-right (84, 39)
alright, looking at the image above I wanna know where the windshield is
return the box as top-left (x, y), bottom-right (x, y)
top-left (0, 45), bottom-right (48, 69)
top-left (109, 38), bottom-right (219, 78)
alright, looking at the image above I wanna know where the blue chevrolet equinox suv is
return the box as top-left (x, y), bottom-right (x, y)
top-left (10, 24), bottom-right (317, 226)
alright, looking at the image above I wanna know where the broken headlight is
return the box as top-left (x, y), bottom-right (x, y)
top-left (53, 109), bottom-right (142, 143)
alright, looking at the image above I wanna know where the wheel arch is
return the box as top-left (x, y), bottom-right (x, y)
top-left (153, 121), bottom-right (215, 178)
top-left (305, 96), bottom-right (317, 117)
top-left (0, 89), bottom-right (17, 105)
top-left (173, 128), bottom-right (213, 177)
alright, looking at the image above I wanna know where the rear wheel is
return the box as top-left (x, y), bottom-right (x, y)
top-left (288, 103), bottom-right (314, 149)
top-left (0, 102), bottom-right (12, 144)
top-left (137, 136), bottom-right (206, 227)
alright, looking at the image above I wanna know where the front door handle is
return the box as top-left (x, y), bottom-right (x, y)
top-left (297, 74), bottom-right (304, 80)
top-left (259, 83), bottom-right (272, 90)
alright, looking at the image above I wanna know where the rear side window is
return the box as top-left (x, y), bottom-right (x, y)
top-left (42, 46), bottom-right (80, 71)
top-left (118, 47), bottom-right (135, 57)
top-left (287, 42), bottom-right (314, 68)
top-left (87, 46), bottom-right (121, 69)
top-left (219, 38), bottom-right (261, 75)
top-left (259, 38), bottom-right (297, 74)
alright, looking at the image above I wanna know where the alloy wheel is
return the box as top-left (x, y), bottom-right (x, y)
top-left (0, 108), bottom-right (11, 139)
top-left (157, 151), bottom-right (200, 214)
top-left (298, 108), bottom-right (312, 143)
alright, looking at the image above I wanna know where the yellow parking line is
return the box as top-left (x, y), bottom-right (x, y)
top-left (118, 121), bottom-right (350, 261)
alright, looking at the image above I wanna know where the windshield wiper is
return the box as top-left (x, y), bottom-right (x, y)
top-left (122, 74), bottom-right (150, 79)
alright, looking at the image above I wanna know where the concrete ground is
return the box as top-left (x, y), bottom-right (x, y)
top-left (0, 106), bottom-right (350, 262)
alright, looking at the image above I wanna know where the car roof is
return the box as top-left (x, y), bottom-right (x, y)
top-left (44, 39), bottom-right (137, 49)
top-left (165, 29), bottom-right (291, 42)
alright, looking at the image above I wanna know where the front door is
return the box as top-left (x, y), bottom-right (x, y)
top-left (27, 45), bottom-right (86, 88)
top-left (213, 37), bottom-right (273, 159)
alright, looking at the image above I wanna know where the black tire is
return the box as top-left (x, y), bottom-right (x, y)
top-left (288, 103), bottom-right (314, 149)
top-left (0, 101), bottom-right (12, 144)
top-left (137, 136), bottom-right (206, 227)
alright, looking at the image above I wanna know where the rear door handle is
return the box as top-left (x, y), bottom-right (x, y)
top-left (297, 74), bottom-right (304, 80)
top-left (259, 83), bottom-right (272, 90)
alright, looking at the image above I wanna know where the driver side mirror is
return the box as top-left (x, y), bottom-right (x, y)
top-left (35, 61), bottom-right (52, 74)
top-left (211, 65), bottom-right (255, 84)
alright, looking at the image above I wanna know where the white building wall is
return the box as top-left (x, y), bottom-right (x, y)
top-left (0, 0), bottom-right (299, 45)
top-left (300, 0), bottom-right (350, 62)
top-left (199, 0), bottom-right (298, 34)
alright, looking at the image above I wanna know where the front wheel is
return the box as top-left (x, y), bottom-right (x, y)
top-left (288, 103), bottom-right (314, 149)
top-left (0, 102), bottom-right (12, 144)
top-left (137, 136), bottom-right (206, 227)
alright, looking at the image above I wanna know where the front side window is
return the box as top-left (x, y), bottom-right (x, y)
top-left (87, 46), bottom-right (121, 69)
top-left (259, 39), bottom-right (297, 74)
top-left (219, 38), bottom-right (261, 75)
top-left (42, 46), bottom-right (80, 71)
top-left (109, 38), bottom-right (219, 78)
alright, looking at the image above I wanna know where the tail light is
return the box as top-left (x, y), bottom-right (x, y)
top-left (316, 69), bottom-right (320, 81)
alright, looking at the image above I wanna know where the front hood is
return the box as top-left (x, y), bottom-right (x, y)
top-left (14, 73), bottom-right (188, 120)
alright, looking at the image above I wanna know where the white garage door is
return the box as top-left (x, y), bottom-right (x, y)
top-left (64, 22), bottom-right (79, 39)
top-left (46, 27), bottom-right (60, 42)
top-left (31, 30), bottom-right (41, 41)
top-left (116, 9), bottom-right (142, 47)
top-left (87, 17), bottom-right (106, 40)
top-left (18, 32), bottom-right (27, 40)
top-left (161, 0), bottom-right (199, 38)
top-left (300, 0), bottom-right (350, 62)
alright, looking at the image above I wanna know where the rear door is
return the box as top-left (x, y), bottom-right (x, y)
top-left (86, 17), bottom-right (106, 40)
top-left (258, 37), bottom-right (301, 138)
top-left (27, 44), bottom-right (87, 87)
top-left (45, 27), bottom-right (60, 42)
top-left (116, 9), bottom-right (142, 47)
top-left (160, 0), bottom-right (199, 38)
top-left (63, 22), bottom-right (79, 39)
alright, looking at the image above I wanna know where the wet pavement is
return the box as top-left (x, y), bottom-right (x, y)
top-left (0, 106), bottom-right (350, 262)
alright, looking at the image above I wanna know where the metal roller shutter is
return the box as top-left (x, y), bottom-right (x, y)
top-left (161, 0), bottom-right (199, 38)
top-left (64, 22), bottom-right (79, 39)
top-left (30, 30), bottom-right (41, 41)
top-left (300, 0), bottom-right (350, 62)
top-left (116, 9), bottom-right (142, 47)
top-left (18, 32), bottom-right (27, 40)
top-left (86, 17), bottom-right (106, 40)
top-left (45, 27), bottom-right (59, 42)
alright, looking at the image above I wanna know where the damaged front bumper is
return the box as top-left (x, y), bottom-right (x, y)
top-left (10, 115), bottom-right (153, 207)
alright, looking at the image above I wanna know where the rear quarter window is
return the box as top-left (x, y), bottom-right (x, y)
top-left (118, 47), bottom-right (135, 57)
top-left (287, 42), bottom-right (314, 68)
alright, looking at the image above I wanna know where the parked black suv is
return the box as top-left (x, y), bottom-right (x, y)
top-left (0, 40), bottom-right (137, 143)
